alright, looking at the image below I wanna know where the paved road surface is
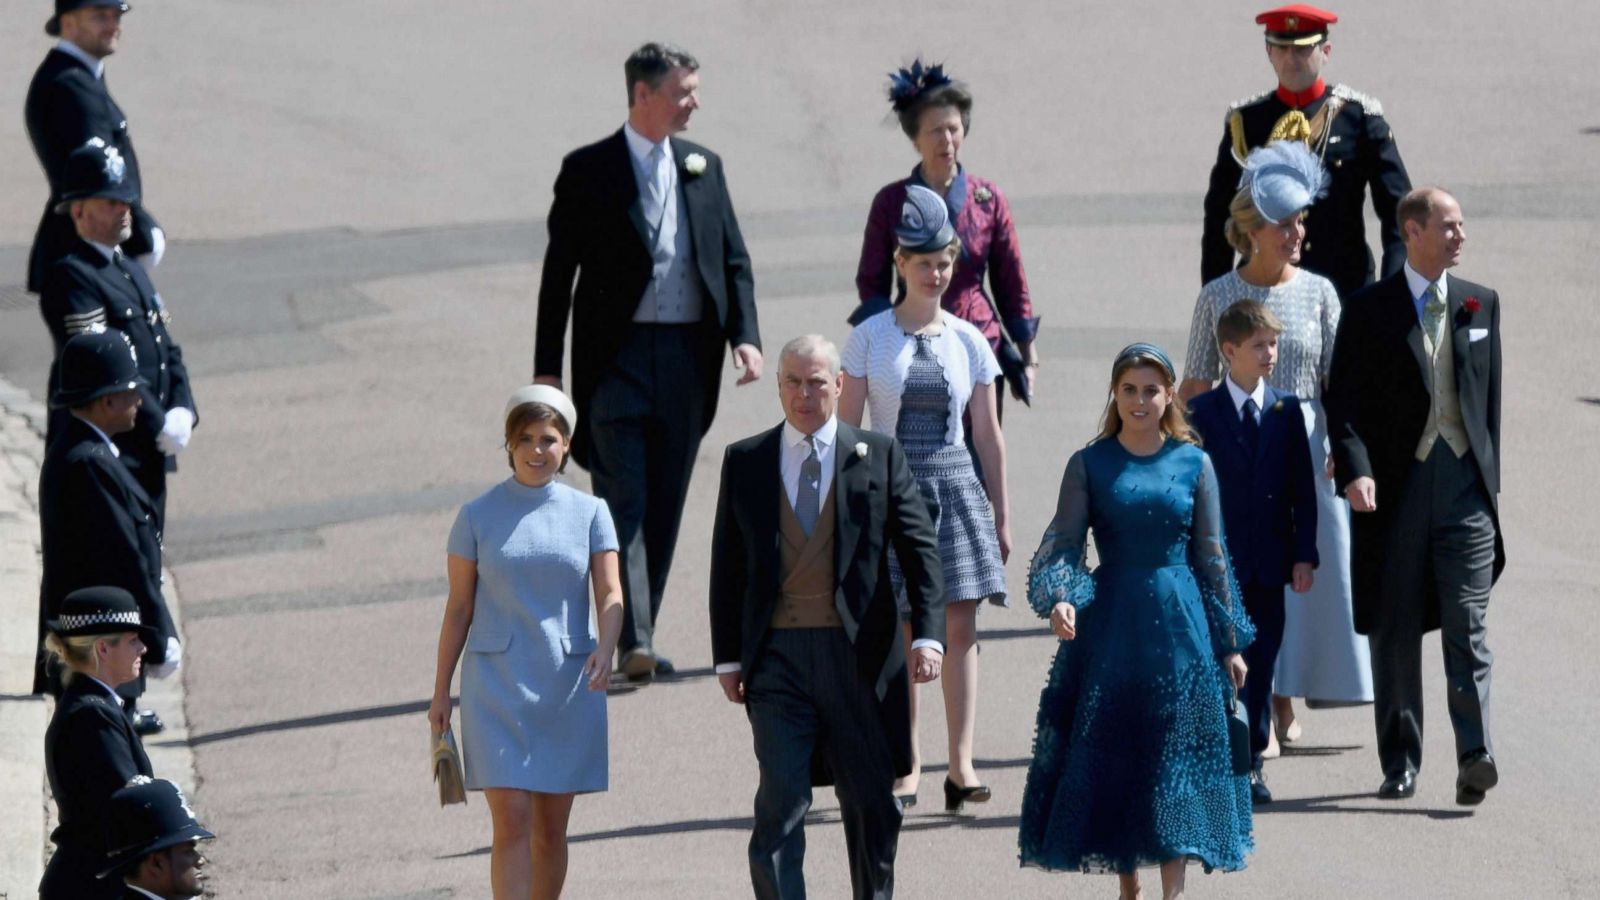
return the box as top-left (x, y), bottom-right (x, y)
top-left (2, 1), bottom-right (1597, 896)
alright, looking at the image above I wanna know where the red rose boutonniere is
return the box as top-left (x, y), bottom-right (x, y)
top-left (1464, 296), bottom-right (1482, 314)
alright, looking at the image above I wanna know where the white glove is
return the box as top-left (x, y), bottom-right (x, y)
top-left (149, 636), bottom-right (182, 679)
top-left (157, 406), bottom-right (195, 457)
top-left (134, 226), bottom-right (166, 271)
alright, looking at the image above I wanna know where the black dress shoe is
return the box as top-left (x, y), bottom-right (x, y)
top-left (943, 778), bottom-right (992, 813)
top-left (1456, 751), bottom-right (1498, 806)
top-left (1249, 768), bottom-right (1273, 805)
top-left (653, 655), bottom-right (676, 677)
top-left (1377, 771), bottom-right (1416, 799)
top-left (130, 709), bottom-right (165, 736)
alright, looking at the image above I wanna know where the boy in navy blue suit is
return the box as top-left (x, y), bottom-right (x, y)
top-left (1188, 301), bottom-right (1318, 804)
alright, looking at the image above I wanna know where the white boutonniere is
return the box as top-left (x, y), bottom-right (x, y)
top-left (854, 442), bottom-right (869, 459)
top-left (684, 153), bottom-right (707, 176)
top-left (973, 186), bottom-right (993, 203)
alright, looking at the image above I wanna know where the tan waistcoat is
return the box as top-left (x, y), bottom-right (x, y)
top-left (1416, 320), bottom-right (1470, 460)
top-left (772, 485), bottom-right (842, 629)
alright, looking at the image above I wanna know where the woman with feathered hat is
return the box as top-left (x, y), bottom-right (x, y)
top-left (853, 60), bottom-right (1041, 418)
top-left (1179, 140), bottom-right (1372, 753)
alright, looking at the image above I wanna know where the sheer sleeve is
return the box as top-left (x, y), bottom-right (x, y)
top-left (1027, 450), bottom-right (1096, 617)
top-left (1187, 453), bottom-right (1255, 654)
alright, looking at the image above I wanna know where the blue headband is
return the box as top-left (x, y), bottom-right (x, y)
top-left (1114, 342), bottom-right (1176, 381)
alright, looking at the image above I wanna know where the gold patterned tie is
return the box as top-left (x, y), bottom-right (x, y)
top-left (1423, 283), bottom-right (1447, 350)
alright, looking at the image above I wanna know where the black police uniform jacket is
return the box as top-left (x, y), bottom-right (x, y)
top-left (40, 677), bottom-right (153, 900)
top-left (25, 46), bottom-right (161, 293)
top-left (1202, 84), bottom-right (1411, 299)
top-left (40, 239), bottom-right (196, 505)
top-left (35, 416), bottom-right (176, 695)
top-left (534, 129), bottom-right (761, 469)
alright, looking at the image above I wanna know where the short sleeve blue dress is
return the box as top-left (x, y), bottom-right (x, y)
top-left (1018, 438), bottom-right (1255, 874)
top-left (447, 478), bottom-right (619, 793)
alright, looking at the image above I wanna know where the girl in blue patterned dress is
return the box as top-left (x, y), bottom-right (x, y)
top-left (1019, 344), bottom-right (1254, 899)
top-left (841, 184), bottom-right (1010, 813)
top-left (428, 386), bottom-right (623, 900)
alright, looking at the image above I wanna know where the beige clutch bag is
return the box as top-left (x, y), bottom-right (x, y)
top-left (431, 726), bottom-right (467, 806)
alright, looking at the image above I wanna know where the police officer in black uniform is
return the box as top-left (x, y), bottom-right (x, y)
top-left (40, 138), bottom-right (196, 529)
top-left (1202, 4), bottom-right (1412, 300)
top-left (36, 330), bottom-right (179, 736)
top-left (40, 587), bottom-right (159, 900)
top-left (99, 777), bottom-right (216, 899)
top-left (26, 0), bottom-right (164, 294)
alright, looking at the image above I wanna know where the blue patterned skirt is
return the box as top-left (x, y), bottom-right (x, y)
top-left (890, 443), bottom-right (1008, 613)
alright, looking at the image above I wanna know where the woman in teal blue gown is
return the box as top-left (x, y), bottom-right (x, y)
top-left (1018, 343), bottom-right (1254, 899)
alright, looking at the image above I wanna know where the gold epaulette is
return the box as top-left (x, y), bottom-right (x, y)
top-left (1331, 84), bottom-right (1383, 117)
top-left (1225, 90), bottom-right (1272, 165)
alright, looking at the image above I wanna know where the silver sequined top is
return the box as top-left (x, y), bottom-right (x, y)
top-left (1182, 269), bottom-right (1342, 400)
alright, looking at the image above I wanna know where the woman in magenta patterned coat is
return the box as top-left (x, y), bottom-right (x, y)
top-left (854, 61), bottom-right (1041, 418)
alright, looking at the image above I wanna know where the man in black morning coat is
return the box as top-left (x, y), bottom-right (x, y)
top-left (39, 138), bottom-right (196, 531)
top-left (710, 336), bottom-right (943, 899)
top-left (534, 42), bottom-right (763, 680)
top-left (35, 330), bottom-right (178, 724)
top-left (1327, 188), bottom-right (1505, 806)
top-left (26, 0), bottom-right (164, 293)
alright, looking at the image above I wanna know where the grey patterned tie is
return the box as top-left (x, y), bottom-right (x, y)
top-left (796, 436), bottom-right (821, 537)
top-left (643, 143), bottom-right (668, 234)
top-left (1423, 282), bottom-right (1447, 351)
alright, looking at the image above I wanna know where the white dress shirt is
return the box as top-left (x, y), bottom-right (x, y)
top-left (716, 417), bottom-right (941, 676)
top-left (1224, 374), bottom-right (1267, 421)
top-left (55, 39), bottom-right (105, 79)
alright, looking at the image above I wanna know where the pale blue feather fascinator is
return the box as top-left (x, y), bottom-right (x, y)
top-left (1238, 140), bottom-right (1330, 224)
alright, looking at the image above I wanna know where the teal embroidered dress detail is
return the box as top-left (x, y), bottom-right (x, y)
top-left (1019, 438), bottom-right (1255, 874)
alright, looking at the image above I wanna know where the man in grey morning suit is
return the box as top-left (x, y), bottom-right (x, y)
top-left (710, 336), bottom-right (944, 899)
top-left (1327, 187), bottom-right (1505, 806)
top-left (535, 42), bottom-right (763, 681)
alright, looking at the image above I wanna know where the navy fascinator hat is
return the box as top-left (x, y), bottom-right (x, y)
top-left (896, 184), bottom-right (956, 254)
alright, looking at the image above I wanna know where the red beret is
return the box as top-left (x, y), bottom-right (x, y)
top-left (1256, 4), bottom-right (1338, 46)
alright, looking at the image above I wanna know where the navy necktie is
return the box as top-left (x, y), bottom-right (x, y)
top-left (1241, 398), bottom-right (1261, 454)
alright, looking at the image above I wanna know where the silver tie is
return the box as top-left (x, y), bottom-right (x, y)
top-left (643, 144), bottom-right (669, 232)
top-left (796, 436), bottom-right (821, 537)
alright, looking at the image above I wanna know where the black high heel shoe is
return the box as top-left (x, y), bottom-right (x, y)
top-left (943, 777), bottom-right (991, 812)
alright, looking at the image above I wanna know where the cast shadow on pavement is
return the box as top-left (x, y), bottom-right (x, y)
top-left (158, 682), bottom-right (660, 747)
top-left (440, 812), bottom-right (1023, 858)
top-left (1279, 743), bottom-right (1364, 758)
top-left (1253, 792), bottom-right (1474, 820)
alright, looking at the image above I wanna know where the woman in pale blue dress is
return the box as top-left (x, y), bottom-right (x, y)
top-left (1179, 142), bottom-right (1373, 751)
top-left (429, 385), bottom-right (623, 900)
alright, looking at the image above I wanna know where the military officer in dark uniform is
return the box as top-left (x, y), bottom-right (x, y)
top-left (40, 587), bottom-right (158, 900)
top-left (26, 0), bottom-right (164, 294)
top-left (36, 330), bottom-right (179, 736)
top-left (1202, 4), bottom-right (1412, 300)
top-left (99, 777), bottom-right (216, 899)
top-left (40, 138), bottom-right (196, 529)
